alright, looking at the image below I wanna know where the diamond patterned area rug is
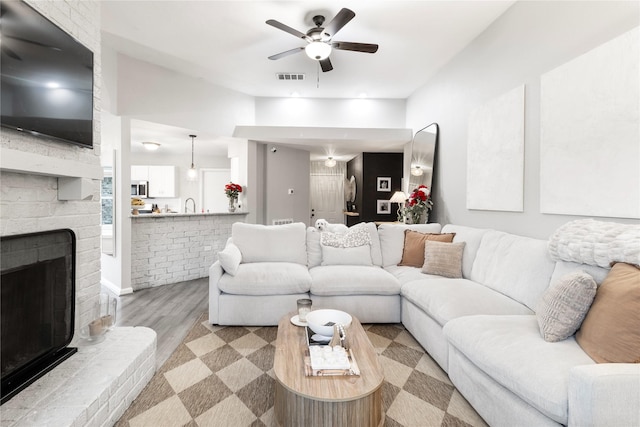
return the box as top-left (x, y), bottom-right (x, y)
top-left (116, 313), bottom-right (488, 427)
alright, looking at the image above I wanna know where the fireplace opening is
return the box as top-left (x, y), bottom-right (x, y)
top-left (1, 229), bottom-right (77, 404)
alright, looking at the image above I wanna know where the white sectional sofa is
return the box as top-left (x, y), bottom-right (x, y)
top-left (208, 220), bottom-right (640, 427)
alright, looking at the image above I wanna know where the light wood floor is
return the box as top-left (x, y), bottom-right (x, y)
top-left (108, 278), bottom-right (209, 368)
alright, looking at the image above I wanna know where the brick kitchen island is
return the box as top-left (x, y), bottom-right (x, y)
top-left (130, 212), bottom-right (247, 291)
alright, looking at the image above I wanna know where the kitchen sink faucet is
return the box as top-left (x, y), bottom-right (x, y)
top-left (185, 198), bottom-right (196, 213)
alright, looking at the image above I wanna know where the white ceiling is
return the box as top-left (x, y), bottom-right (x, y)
top-left (101, 1), bottom-right (515, 158)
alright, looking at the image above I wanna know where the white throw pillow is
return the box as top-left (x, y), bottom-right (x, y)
top-left (218, 243), bottom-right (242, 276)
top-left (321, 245), bottom-right (373, 266)
top-left (232, 222), bottom-right (307, 264)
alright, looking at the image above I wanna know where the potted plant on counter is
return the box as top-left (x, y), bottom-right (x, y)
top-left (224, 182), bottom-right (242, 212)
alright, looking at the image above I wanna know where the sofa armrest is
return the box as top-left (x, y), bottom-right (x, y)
top-left (208, 261), bottom-right (224, 325)
top-left (568, 363), bottom-right (640, 427)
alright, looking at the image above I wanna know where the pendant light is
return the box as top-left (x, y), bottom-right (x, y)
top-left (325, 156), bottom-right (336, 168)
top-left (187, 134), bottom-right (197, 181)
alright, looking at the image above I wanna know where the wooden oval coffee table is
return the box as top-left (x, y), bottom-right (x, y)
top-left (273, 312), bottom-right (384, 427)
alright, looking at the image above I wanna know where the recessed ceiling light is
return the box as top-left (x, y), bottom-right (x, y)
top-left (142, 141), bottom-right (161, 151)
top-left (46, 82), bottom-right (60, 89)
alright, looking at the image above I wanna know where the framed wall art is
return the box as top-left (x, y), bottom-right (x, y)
top-left (377, 177), bottom-right (391, 192)
top-left (377, 200), bottom-right (391, 214)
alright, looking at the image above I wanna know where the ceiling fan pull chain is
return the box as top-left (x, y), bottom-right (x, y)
top-left (317, 62), bottom-right (320, 88)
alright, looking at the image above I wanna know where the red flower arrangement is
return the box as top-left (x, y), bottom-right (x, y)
top-left (224, 182), bottom-right (242, 199)
top-left (405, 185), bottom-right (433, 224)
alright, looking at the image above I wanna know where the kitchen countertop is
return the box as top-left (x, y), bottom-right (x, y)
top-left (130, 211), bottom-right (248, 218)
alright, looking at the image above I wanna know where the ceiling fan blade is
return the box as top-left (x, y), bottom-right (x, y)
top-left (320, 57), bottom-right (333, 72)
top-left (268, 47), bottom-right (305, 60)
top-left (322, 8), bottom-right (355, 39)
top-left (332, 41), bottom-right (378, 53)
top-left (266, 19), bottom-right (311, 42)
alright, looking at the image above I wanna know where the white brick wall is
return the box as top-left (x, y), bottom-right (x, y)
top-left (131, 214), bottom-right (245, 290)
top-left (0, 0), bottom-right (101, 333)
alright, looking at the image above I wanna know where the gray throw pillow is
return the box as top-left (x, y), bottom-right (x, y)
top-left (536, 271), bottom-right (597, 342)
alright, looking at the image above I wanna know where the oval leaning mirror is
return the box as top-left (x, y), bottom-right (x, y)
top-left (409, 123), bottom-right (438, 191)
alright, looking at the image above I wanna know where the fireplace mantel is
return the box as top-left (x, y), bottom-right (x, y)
top-left (1, 147), bottom-right (103, 200)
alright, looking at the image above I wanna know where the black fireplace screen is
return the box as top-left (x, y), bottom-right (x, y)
top-left (1, 229), bottom-right (77, 404)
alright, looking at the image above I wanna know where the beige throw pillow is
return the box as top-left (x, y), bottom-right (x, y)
top-left (421, 241), bottom-right (465, 278)
top-left (576, 263), bottom-right (640, 363)
top-left (399, 231), bottom-right (456, 268)
top-left (536, 271), bottom-right (597, 342)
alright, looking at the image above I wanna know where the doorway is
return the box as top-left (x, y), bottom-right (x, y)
top-left (309, 161), bottom-right (346, 225)
top-left (201, 168), bottom-right (231, 213)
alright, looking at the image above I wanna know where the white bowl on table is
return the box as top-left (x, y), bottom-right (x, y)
top-left (305, 309), bottom-right (352, 337)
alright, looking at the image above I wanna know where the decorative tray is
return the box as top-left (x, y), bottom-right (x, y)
top-left (303, 327), bottom-right (360, 377)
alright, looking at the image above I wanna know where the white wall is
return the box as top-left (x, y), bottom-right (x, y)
top-left (256, 97), bottom-right (406, 128)
top-left (114, 54), bottom-right (255, 136)
top-left (263, 144), bottom-right (311, 225)
top-left (406, 1), bottom-right (640, 239)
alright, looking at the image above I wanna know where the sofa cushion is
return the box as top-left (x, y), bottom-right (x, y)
top-left (232, 222), bottom-right (307, 264)
top-left (443, 315), bottom-right (595, 425)
top-left (401, 278), bottom-right (532, 326)
top-left (536, 271), bottom-right (596, 342)
top-left (470, 230), bottom-right (556, 311)
top-left (307, 227), bottom-right (323, 268)
top-left (310, 265), bottom-right (401, 296)
top-left (217, 242), bottom-right (242, 276)
top-left (398, 230), bottom-right (455, 267)
top-left (441, 224), bottom-right (490, 279)
top-left (385, 265), bottom-right (440, 285)
top-left (576, 262), bottom-right (640, 363)
top-left (378, 223), bottom-right (442, 267)
top-left (351, 222), bottom-right (383, 266)
top-left (422, 241), bottom-right (465, 278)
top-left (549, 260), bottom-right (609, 286)
top-left (218, 262), bottom-right (312, 295)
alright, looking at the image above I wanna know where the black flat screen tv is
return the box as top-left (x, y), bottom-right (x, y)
top-left (0, 0), bottom-right (94, 149)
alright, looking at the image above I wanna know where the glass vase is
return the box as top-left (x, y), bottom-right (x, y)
top-left (228, 197), bottom-right (236, 212)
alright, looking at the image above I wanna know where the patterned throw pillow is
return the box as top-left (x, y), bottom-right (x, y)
top-left (321, 228), bottom-right (371, 248)
top-left (536, 271), bottom-right (597, 342)
top-left (421, 241), bottom-right (465, 278)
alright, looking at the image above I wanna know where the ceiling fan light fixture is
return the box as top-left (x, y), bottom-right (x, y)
top-left (325, 156), bottom-right (336, 168)
top-left (142, 141), bottom-right (161, 151)
top-left (305, 41), bottom-right (331, 60)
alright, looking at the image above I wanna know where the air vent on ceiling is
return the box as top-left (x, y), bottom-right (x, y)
top-left (276, 73), bottom-right (305, 81)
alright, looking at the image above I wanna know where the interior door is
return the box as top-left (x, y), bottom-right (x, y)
top-left (202, 169), bottom-right (231, 213)
top-left (310, 174), bottom-right (344, 225)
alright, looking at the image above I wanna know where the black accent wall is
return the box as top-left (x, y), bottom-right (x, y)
top-left (347, 152), bottom-right (403, 225)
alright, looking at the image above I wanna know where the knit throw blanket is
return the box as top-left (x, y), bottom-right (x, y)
top-left (548, 219), bottom-right (640, 268)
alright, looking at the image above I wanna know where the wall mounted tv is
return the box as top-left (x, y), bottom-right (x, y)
top-left (0, 0), bottom-right (94, 149)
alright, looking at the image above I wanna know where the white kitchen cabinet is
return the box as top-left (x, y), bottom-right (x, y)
top-left (147, 165), bottom-right (177, 197)
top-left (131, 165), bottom-right (149, 182)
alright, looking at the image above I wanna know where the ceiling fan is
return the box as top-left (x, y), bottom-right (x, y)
top-left (266, 8), bottom-right (378, 72)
